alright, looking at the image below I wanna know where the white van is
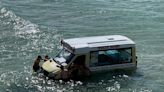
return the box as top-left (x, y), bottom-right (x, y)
top-left (42, 35), bottom-right (137, 79)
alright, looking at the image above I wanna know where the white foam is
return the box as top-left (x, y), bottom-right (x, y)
top-left (106, 81), bottom-right (121, 91)
top-left (0, 7), bottom-right (40, 36)
top-left (123, 74), bottom-right (129, 78)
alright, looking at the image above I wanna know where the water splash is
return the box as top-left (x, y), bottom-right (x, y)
top-left (106, 81), bottom-right (120, 92)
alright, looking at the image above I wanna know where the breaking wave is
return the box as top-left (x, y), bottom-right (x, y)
top-left (0, 7), bottom-right (40, 35)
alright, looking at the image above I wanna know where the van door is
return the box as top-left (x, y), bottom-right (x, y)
top-left (69, 55), bottom-right (86, 76)
top-left (69, 55), bottom-right (91, 77)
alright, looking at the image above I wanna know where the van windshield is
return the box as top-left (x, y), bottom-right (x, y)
top-left (54, 48), bottom-right (74, 64)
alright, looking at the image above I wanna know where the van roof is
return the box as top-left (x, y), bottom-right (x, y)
top-left (62, 35), bottom-right (135, 53)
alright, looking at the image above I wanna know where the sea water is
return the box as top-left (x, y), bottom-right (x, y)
top-left (0, 0), bottom-right (164, 92)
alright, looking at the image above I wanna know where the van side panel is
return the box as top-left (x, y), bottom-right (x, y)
top-left (85, 53), bottom-right (90, 68)
top-left (132, 47), bottom-right (137, 66)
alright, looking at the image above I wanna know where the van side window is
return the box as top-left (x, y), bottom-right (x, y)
top-left (90, 48), bottom-right (132, 67)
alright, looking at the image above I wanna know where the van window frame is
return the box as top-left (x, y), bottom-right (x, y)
top-left (89, 47), bottom-right (133, 67)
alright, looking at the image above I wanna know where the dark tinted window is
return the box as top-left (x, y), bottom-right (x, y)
top-left (90, 48), bottom-right (132, 67)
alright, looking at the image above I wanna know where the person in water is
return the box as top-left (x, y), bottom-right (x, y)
top-left (33, 55), bottom-right (42, 72)
top-left (44, 55), bottom-right (49, 62)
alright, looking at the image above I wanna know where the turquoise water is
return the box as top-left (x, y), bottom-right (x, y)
top-left (0, 0), bottom-right (164, 92)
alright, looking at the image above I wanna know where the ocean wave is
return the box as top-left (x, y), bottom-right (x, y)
top-left (0, 7), bottom-right (40, 35)
top-left (0, 6), bottom-right (61, 55)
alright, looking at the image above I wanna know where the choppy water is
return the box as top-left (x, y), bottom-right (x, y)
top-left (0, 0), bottom-right (164, 92)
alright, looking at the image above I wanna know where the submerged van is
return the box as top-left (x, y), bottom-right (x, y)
top-left (41, 35), bottom-right (137, 79)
